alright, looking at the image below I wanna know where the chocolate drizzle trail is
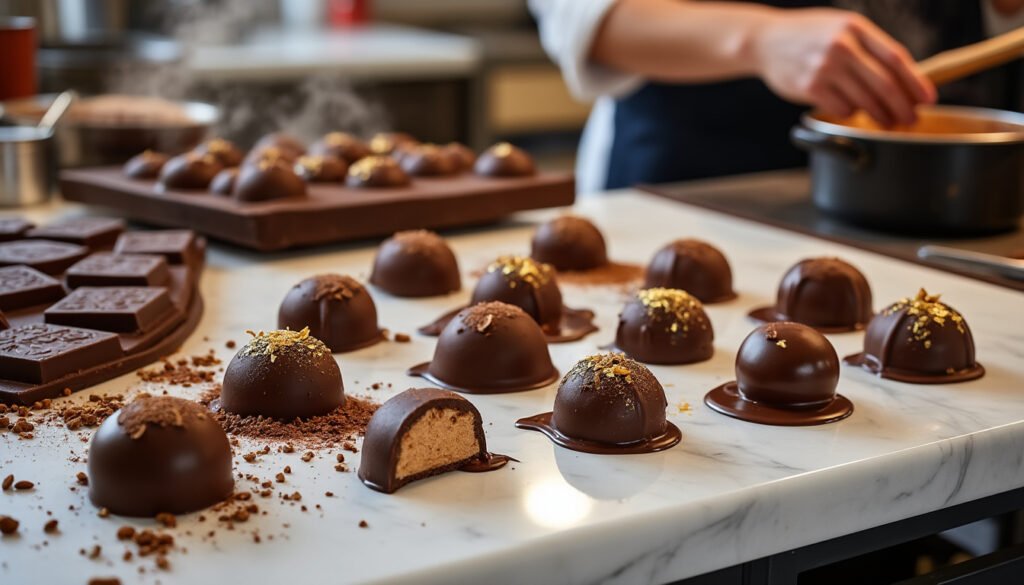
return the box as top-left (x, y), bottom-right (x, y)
top-left (844, 288), bottom-right (984, 384)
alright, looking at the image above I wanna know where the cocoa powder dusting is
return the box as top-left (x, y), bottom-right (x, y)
top-left (553, 261), bottom-right (645, 286)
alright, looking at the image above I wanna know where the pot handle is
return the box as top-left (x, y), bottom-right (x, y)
top-left (790, 124), bottom-right (869, 170)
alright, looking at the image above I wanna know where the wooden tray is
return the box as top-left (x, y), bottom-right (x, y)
top-left (60, 167), bottom-right (575, 251)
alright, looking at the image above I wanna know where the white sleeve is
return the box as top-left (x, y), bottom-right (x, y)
top-left (528, 0), bottom-right (644, 102)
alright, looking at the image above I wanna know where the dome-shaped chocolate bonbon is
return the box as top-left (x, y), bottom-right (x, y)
top-left (233, 158), bottom-right (307, 202)
top-left (158, 152), bottom-right (222, 190)
top-left (294, 154), bottom-right (348, 183)
top-left (516, 353), bottom-right (681, 454)
top-left (644, 239), bottom-right (736, 303)
top-left (123, 150), bottom-right (168, 179)
top-left (471, 256), bottom-right (562, 334)
top-left (705, 322), bottom-right (852, 426)
top-left (278, 274), bottom-right (383, 353)
top-left (409, 301), bottom-right (558, 393)
top-left (194, 138), bottom-right (244, 167)
top-left (346, 155), bottom-right (410, 188)
top-left (369, 230), bottom-right (460, 298)
top-left (844, 289), bottom-right (984, 383)
top-left (615, 288), bottom-right (713, 365)
top-left (88, 395), bottom-right (234, 517)
top-left (252, 133), bottom-right (306, 161)
top-left (749, 257), bottom-right (872, 332)
top-left (309, 132), bottom-right (371, 163)
top-left (530, 216), bottom-right (608, 271)
top-left (221, 328), bottom-right (344, 419)
top-left (474, 142), bottom-right (535, 177)
top-left (400, 144), bottom-right (459, 177)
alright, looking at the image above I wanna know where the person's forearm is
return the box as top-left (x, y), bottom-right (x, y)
top-left (590, 0), bottom-right (776, 83)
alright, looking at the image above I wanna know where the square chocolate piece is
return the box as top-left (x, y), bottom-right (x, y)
top-left (65, 253), bottom-right (170, 288)
top-left (0, 265), bottom-right (66, 311)
top-left (113, 230), bottom-right (198, 265)
top-left (27, 217), bottom-right (125, 248)
top-left (0, 218), bottom-right (34, 242)
top-left (0, 240), bottom-right (90, 274)
top-left (45, 287), bottom-right (173, 333)
top-left (0, 323), bottom-right (122, 384)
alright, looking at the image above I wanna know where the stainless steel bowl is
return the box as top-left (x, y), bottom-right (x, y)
top-left (0, 126), bottom-right (55, 206)
top-left (0, 93), bottom-right (218, 167)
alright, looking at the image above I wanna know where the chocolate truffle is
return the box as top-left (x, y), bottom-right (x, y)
top-left (749, 257), bottom-right (873, 332)
top-left (123, 150), bottom-right (168, 179)
top-left (358, 388), bottom-right (509, 494)
top-left (252, 132), bottom-right (306, 161)
top-left (221, 328), bottom-right (344, 419)
top-left (294, 154), bottom-right (348, 183)
top-left (245, 145), bottom-right (299, 165)
top-left (530, 216), bottom-right (608, 271)
top-left (194, 138), bottom-right (244, 167)
top-left (399, 144), bottom-right (459, 177)
top-left (474, 142), bottom-right (535, 177)
top-left (369, 132), bottom-right (417, 155)
top-left (443, 142), bottom-right (476, 172)
top-left (516, 354), bottom-right (681, 454)
top-left (615, 288), bottom-right (714, 365)
top-left (369, 230), bottom-right (461, 297)
top-left (345, 155), bottom-right (410, 188)
top-left (88, 395), bottom-right (234, 517)
top-left (310, 132), bottom-right (371, 163)
top-left (277, 274), bottom-right (383, 353)
top-left (844, 289), bottom-right (984, 383)
top-left (408, 301), bottom-right (558, 394)
top-left (644, 239), bottom-right (736, 303)
top-left (208, 167), bottom-right (238, 195)
top-left (471, 255), bottom-right (562, 334)
top-left (705, 322), bottom-right (853, 426)
top-left (232, 158), bottom-right (307, 202)
top-left (157, 152), bottom-right (222, 190)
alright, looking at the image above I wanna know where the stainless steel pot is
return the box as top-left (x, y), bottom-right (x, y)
top-left (0, 126), bottom-right (55, 206)
top-left (791, 105), bottom-right (1024, 235)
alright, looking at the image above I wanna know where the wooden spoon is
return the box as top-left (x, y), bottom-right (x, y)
top-left (919, 26), bottom-right (1024, 86)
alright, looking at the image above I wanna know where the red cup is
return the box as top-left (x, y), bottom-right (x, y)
top-left (328, 0), bottom-right (370, 26)
top-left (0, 17), bottom-right (37, 101)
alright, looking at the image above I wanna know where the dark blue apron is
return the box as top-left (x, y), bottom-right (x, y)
top-left (605, 1), bottom-right (1004, 189)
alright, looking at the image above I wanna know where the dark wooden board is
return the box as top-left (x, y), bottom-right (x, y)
top-left (60, 167), bottom-right (576, 251)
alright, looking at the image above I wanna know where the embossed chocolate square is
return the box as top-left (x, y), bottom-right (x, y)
top-left (0, 218), bottom-right (34, 242)
top-left (0, 265), bottom-right (66, 311)
top-left (65, 253), bottom-right (170, 288)
top-left (113, 230), bottom-right (199, 265)
top-left (45, 287), bottom-right (173, 333)
top-left (27, 217), bottom-right (125, 248)
top-left (0, 240), bottom-right (90, 274)
top-left (0, 323), bottom-right (122, 383)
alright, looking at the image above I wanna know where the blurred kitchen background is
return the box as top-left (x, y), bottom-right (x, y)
top-left (0, 0), bottom-right (585, 170)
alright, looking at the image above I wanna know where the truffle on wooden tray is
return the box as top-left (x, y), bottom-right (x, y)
top-left (399, 144), bottom-right (459, 177)
top-left (123, 150), bottom-right (168, 179)
top-left (644, 239), bottom-right (736, 304)
top-left (369, 230), bottom-right (461, 297)
top-left (516, 353), bottom-right (681, 454)
top-left (530, 215), bottom-right (608, 271)
top-left (209, 167), bottom-right (238, 195)
top-left (844, 289), bottom-right (984, 383)
top-left (193, 138), bottom-right (244, 167)
top-left (443, 142), bottom-right (476, 172)
top-left (277, 274), bottom-right (384, 353)
top-left (158, 152), bottom-right (222, 190)
top-left (749, 257), bottom-right (872, 332)
top-left (294, 154), bottom-right (348, 183)
top-left (346, 155), bottom-right (410, 188)
top-left (474, 142), bottom-right (535, 177)
top-left (358, 388), bottom-right (510, 493)
top-left (705, 322), bottom-right (853, 426)
top-left (309, 131), bottom-right (371, 163)
top-left (221, 328), bottom-right (345, 419)
top-left (369, 132), bottom-right (418, 155)
top-left (252, 132), bottom-right (306, 161)
top-left (614, 288), bottom-right (714, 365)
top-left (232, 157), bottom-right (307, 202)
top-left (408, 301), bottom-right (559, 394)
top-left (88, 395), bottom-right (234, 517)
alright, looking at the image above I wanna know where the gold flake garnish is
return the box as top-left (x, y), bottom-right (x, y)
top-left (348, 155), bottom-right (391, 181)
top-left (241, 327), bottom-right (327, 360)
top-left (475, 313), bottom-right (494, 333)
top-left (776, 340), bottom-right (787, 348)
top-left (487, 255), bottom-right (553, 289)
top-left (885, 288), bottom-right (966, 347)
top-left (492, 142), bottom-right (514, 157)
top-left (574, 353), bottom-right (636, 386)
top-left (637, 288), bottom-right (704, 336)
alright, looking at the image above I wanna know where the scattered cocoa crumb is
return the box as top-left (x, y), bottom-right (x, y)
top-left (275, 473), bottom-right (285, 483)
top-left (301, 451), bottom-right (314, 462)
top-left (393, 333), bottom-right (411, 343)
top-left (13, 480), bottom-right (34, 490)
top-left (291, 491), bottom-right (302, 501)
top-left (43, 519), bottom-right (59, 533)
top-left (335, 453), bottom-right (345, 463)
top-left (87, 578), bottom-right (121, 585)
top-left (137, 351), bottom-right (220, 385)
top-left (88, 544), bottom-right (102, 559)
top-left (242, 452), bottom-right (258, 463)
top-left (325, 491), bottom-right (334, 497)
top-left (76, 472), bottom-right (89, 486)
top-left (155, 513), bottom-right (176, 528)
top-left (2, 474), bottom-right (12, 490)
top-left (334, 463), bottom-right (348, 473)
top-left (98, 507), bottom-right (110, 518)
top-left (283, 466), bottom-right (292, 474)
top-left (0, 515), bottom-right (19, 534)
top-left (358, 520), bottom-right (368, 528)
top-left (199, 386), bottom-right (377, 449)
top-left (281, 444), bottom-right (295, 454)
top-left (155, 555), bottom-right (170, 570)
top-left (48, 393), bottom-right (126, 431)
top-left (226, 340), bottom-right (236, 349)
top-left (117, 526), bottom-right (136, 540)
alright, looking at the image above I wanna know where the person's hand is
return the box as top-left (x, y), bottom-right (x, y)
top-left (749, 8), bottom-right (936, 126)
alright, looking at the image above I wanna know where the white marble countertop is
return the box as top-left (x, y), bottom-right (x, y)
top-left (185, 24), bottom-right (481, 82)
top-left (3, 190), bottom-right (1024, 585)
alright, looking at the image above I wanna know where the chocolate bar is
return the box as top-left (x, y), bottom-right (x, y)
top-left (27, 217), bottom-right (124, 247)
top-left (65, 253), bottom-right (170, 288)
top-left (0, 218), bottom-right (33, 242)
top-left (113, 230), bottom-right (200, 265)
top-left (0, 266), bottom-right (66, 311)
top-left (45, 287), bottom-right (173, 333)
top-left (0, 323), bottom-right (123, 384)
top-left (0, 240), bottom-right (89, 274)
